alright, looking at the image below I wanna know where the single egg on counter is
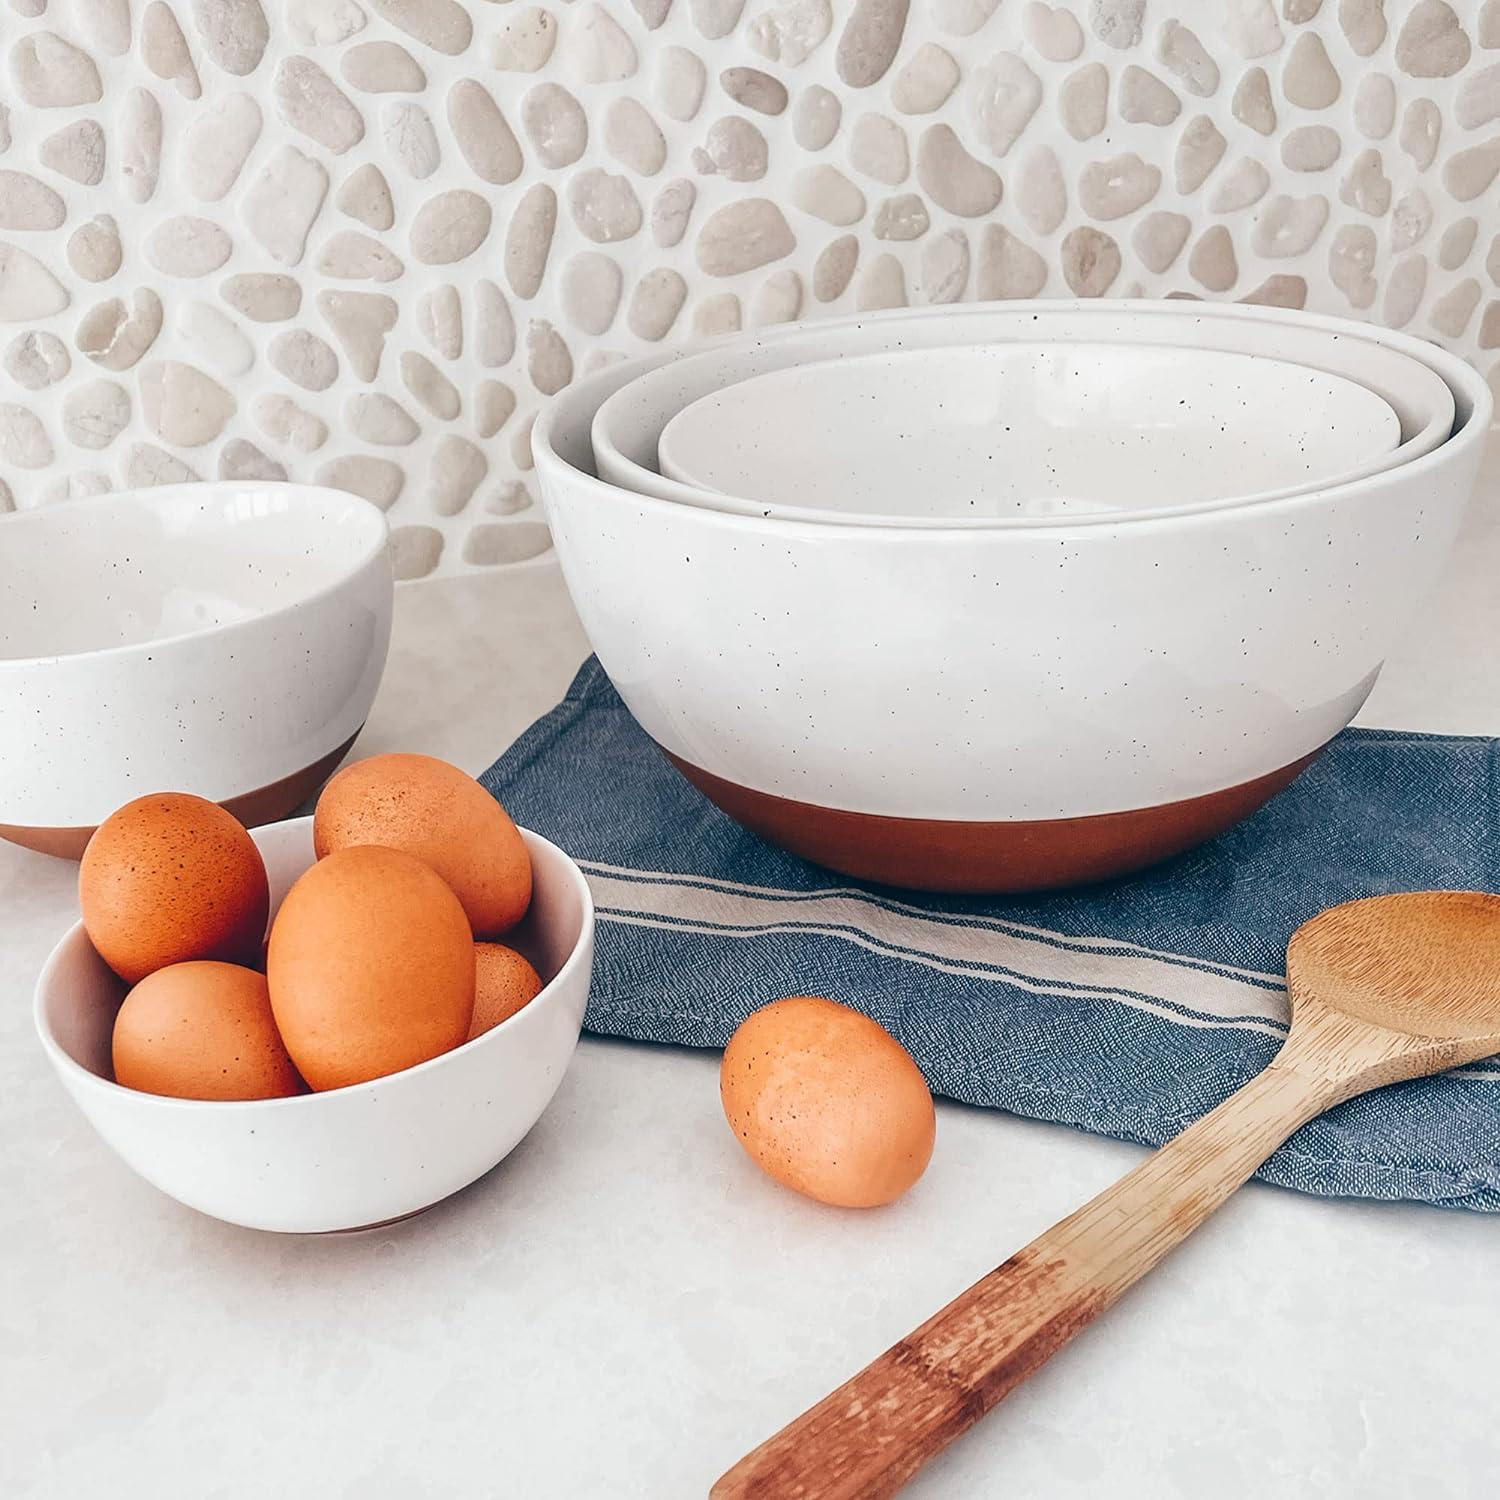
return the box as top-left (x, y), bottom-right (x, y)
top-left (80, 793), bottom-right (270, 985)
top-left (112, 961), bottom-right (305, 1101)
top-left (313, 752), bottom-right (532, 937)
top-left (469, 942), bottom-right (545, 1040)
top-left (720, 996), bottom-right (936, 1209)
top-left (267, 844), bottom-right (475, 1091)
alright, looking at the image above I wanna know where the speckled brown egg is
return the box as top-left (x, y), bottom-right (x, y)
top-left (112, 961), bottom-right (305, 1101)
top-left (313, 752), bottom-right (532, 937)
top-left (79, 794), bottom-right (270, 985)
top-left (266, 844), bottom-right (474, 1091)
top-left (468, 942), bottom-right (545, 1040)
top-left (720, 996), bottom-right (936, 1209)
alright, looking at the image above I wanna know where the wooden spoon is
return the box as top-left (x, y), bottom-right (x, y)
top-left (712, 891), bottom-right (1500, 1500)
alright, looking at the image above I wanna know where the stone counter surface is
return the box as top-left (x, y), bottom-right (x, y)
top-left (5, 441), bottom-right (1500, 1496)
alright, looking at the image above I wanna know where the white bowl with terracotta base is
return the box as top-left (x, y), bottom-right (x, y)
top-left (34, 817), bottom-right (594, 1234)
top-left (536, 303), bottom-right (1491, 894)
top-left (0, 483), bottom-right (393, 858)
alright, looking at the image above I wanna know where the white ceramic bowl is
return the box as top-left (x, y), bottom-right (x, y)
top-left (594, 302), bottom-right (1455, 528)
top-left (658, 341), bottom-right (1400, 521)
top-left (0, 483), bottom-right (393, 858)
top-left (539, 301), bottom-right (1490, 892)
top-left (34, 816), bottom-right (594, 1233)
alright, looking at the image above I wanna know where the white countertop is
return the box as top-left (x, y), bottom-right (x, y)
top-left (6, 442), bottom-right (1500, 1499)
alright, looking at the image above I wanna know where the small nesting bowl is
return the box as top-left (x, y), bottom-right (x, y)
top-left (34, 817), bottom-right (594, 1234)
top-left (0, 482), bottom-right (393, 858)
top-left (593, 300), bottom-right (1454, 528)
top-left (538, 301), bottom-right (1490, 893)
top-left (656, 341), bottom-right (1401, 522)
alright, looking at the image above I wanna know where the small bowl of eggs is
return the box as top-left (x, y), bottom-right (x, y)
top-left (34, 755), bottom-right (593, 1234)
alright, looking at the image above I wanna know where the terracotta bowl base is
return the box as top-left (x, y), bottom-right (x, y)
top-left (665, 747), bottom-right (1322, 894)
top-left (0, 731), bottom-right (362, 861)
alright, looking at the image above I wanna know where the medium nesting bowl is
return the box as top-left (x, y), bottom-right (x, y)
top-left (594, 300), bottom-right (1454, 527)
top-left (538, 302), bottom-right (1490, 893)
top-left (34, 816), bottom-right (594, 1233)
top-left (657, 341), bottom-right (1401, 521)
top-left (0, 483), bottom-right (393, 857)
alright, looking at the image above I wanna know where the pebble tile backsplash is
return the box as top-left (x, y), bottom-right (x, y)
top-left (1, 0), bottom-right (1498, 578)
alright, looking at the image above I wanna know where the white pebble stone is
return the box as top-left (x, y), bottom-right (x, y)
top-left (317, 229), bottom-right (405, 282)
top-left (1391, 188), bottom-right (1434, 252)
top-left (39, 119), bottom-right (106, 184)
top-left (1089, 0), bottom-right (1144, 50)
top-left (220, 273), bottom-right (301, 322)
top-left (1339, 148), bottom-right (1392, 216)
top-left (61, 380), bottom-right (129, 449)
top-left (1429, 277), bottom-right (1481, 336)
top-left (1174, 115), bottom-right (1227, 192)
top-left (0, 403), bottom-right (53, 468)
top-left (1060, 62), bottom-right (1108, 141)
top-left (505, 184), bottom-right (557, 298)
top-left (1281, 125), bottom-right (1341, 172)
top-left (1188, 225), bottom-right (1238, 291)
top-left (75, 289), bottom-right (163, 370)
top-left (695, 198), bottom-right (796, 276)
top-left (930, 0), bottom-right (999, 36)
top-left (448, 80), bottom-right (523, 185)
top-left (1060, 224), bottom-right (1120, 295)
top-left (792, 164), bottom-right (867, 226)
top-left (411, 188), bottom-right (491, 263)
top-left (920, 228), bottom-right (970, 303)
top-left (561, 252), bottom-right (623, 335)
top-left (0, 245), bottom-right (70, 321)
top-left (429, 434), bottom-right (487, 515)
top-left (177, 300), bottom-right (255, 375)
top-left (697, 117), bottom-right (768, 180)
top-left (341, 41), bottom-right (426, 93)
top-left (627, 268), bottom-right (688, 341)
top-left (722, 66), bottom-right (789, 115)
top-left (337, 163), bottom-right (395, 231)
top-left (10, 32), bottom-right (103, 107)
top-left (522, 83), bottom-right (589, 169)
top-left (1329, 222), bottom-right (1378, 308)
top-left (367, 0), bottom-right (471, 56)
top-left (383, 102), bottom-right (441, 179)
top-left (1339, 0), bottom-right (1387, 56)
top-left (138, 358), bottom-right (235, 446)
top-left (192, 0), bottom-right (270, 75)
top-left (693, 292), bottom-right (742, 335)
top-left (255, 393), bottom-right (331, 450)
top-left (794, 85), bottom-right (841, 149)
top-left (1156, 19), bottom-right (1218, 96)
top-left (1209, 157), bottom-right (1271, 212)
top-left (1458, 65), bottom-right (1500, 130)
top-left (142, 2), bottom-right (201, 99)
top-left (1438, 217), bottom-right (1478, 271)
top-left (526, 318), bottom-right (572, 394)
top-left (1252, 194), bottom-right (1329, 258)
top-left (605, 97), bottom-right (668, 176)
top-left (1400, 98), bottom-right (1442, 169)
top-left (418, 284), bottom-right (463, 358)
top-left (1119, 64), bottom-right (1180, 125)
top-left (1024, 3), bottom-right (1083, 62)
top-left (491, 7), bottom-right (558, 72)
top-left (1283, 32), bottom-right (1340, 108)
top-left (572, 4), bottom-right (638, 84)
top-left (317, 453), bottom-right (406, 505)
top-left (655, 47), bottom-right (707, 123)
top-left (388, 526), bottom-right (443, 580)
top-left (872, 193), bottom-right (929, 240)
top-left (183, 93), bottom-right (262, 203)
top-left (836, 0), bottom-right (910, 87)
top-left (891, 43), bottom-right (959, 113)
top-left (747, 0), bottom-right (832, 66)
top-left (147, 215), bottom-right (232, 278)
top-left (1382, 253), bottom-right (1428, 328)
top-left (1132, 210), bottom-right (1191, 273)
top-left (461, 522), bottom-right (551, 568)
top-left (475, 381), bottom-right (516, 439)
top-left (347, 391), bottom-right (419, 445)
top-left (121, 87), bottom-right (163, 205)
top-left (568, 170), bottom-right (643, 244)
top-left (125, 442), bottom-right (199, 486)
top-left (651, 178), bottom-right (697, 247)
top-left (1015, 146), bottom-right (1066, 234)
top-left (849, 112), bottom-right (909, 185)
top-left (276, 57), bottom-right (365, 154)
top-left (691, 0), bottom-right (747, 41)
top-left (1394, 0), bottom-right (1470, 78)
top-left (288, 0), bottom-right (366, 47)
top-left (0, 170), bottom-right (64, 230)
top-left (217, 440), bottom-right (286, 483)
top-left (969, 52), bottom-right (1042, 155)
top-left (475, 279), bottom-right (517, 365)
top-left (977, 223), bottom-right (1048, 298)
top-left (1077, 152), bottom-right (1160, 219)
top-left (916, 123), bottom-right (1002, 216)
top-left (4, 330), bottom-right (69, 389)
top-left (812, 235), bottom-right (859, 301)
top-left (271, 329), bottom-right (340, 390)
top-left (67, 215), bottom-right (123, 282)
top-left (317, 289), bottom-right (397, 379)
top-left (1222, 0), bottom-right (1282, 58)
top-left (750, 267), bottom-right (804, 325)
top-left (855, 253), bottom-right (907, 311)
top-left (241, 146), bottom-right (328, 266)
top-left (402, 351), bottom-right (460, 419)
top-left (1232, 66), bottom-right (1276, 134)
top-left (1354, 74), bottom-right (1396, 139)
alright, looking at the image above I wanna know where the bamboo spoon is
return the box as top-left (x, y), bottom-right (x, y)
top-left (712, 891), bottom-right (1500, 1500)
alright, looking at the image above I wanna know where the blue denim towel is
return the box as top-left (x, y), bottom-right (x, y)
top-left (481, 658), bottom-right (1500, 1212)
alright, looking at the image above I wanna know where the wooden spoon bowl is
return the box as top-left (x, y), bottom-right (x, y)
top-left (714, 891), bottom-right (1500, 1500)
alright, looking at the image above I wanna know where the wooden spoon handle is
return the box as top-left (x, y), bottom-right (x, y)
top-left (712, 1061), bottom-right (1339, 1500)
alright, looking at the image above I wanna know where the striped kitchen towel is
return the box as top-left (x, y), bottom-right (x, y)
top-left (481, 657), bottom-right (1500, 1212)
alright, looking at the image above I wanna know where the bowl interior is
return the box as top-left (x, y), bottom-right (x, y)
top-left (39, 816), bottom-right (593, 1097)
top-left (0, 483), bottom-right (389, 662)
top-left (585, 300), bottom-right (1461, 529)
top-left (657, 341), bottom-right (1401, 521)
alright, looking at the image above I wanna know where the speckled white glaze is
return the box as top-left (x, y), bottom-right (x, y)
top-left (537, 302), bottom-right (1490, 823)
top-left (594, 299), bottom-right (1456, 527)
top-left (33, 817), bottom-right (593, 1234)
top-left (656, 340), bottom-right (1401, 520)
top-left (0, 482), bottom-right (393, 831)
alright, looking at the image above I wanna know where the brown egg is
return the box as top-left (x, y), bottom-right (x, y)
top-left (720, 996), bottom-right (936, 1209)
top-left (468, 942), bottom-right (545, 1040)
top-left (314, 752), bottom-right (532, 937)
top-left (80, 793), bottom-right (270, 985)
top-left (112, 961), bottom-right (305, 1101)
top-left (267, 844), bottom-right (475, 1091)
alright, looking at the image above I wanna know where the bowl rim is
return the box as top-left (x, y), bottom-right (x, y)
top-left (545, 299), bottom-right (1489, 537)
top-left (654, 337), bottom-right (1406, 515)
top-left (0, 481), bottom-right (392, 672)
top-left (32, 816), bottom-right (596, 1115)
